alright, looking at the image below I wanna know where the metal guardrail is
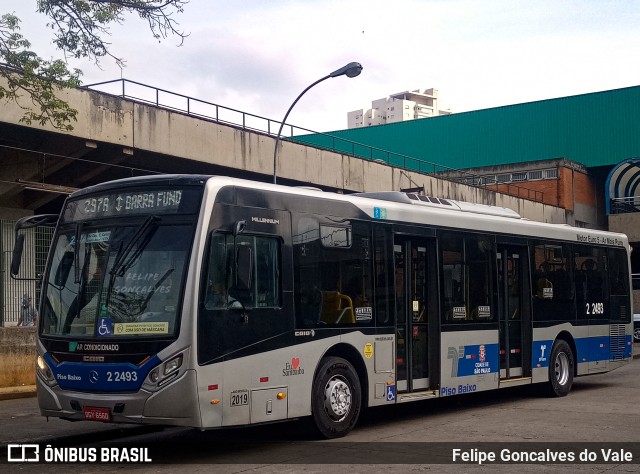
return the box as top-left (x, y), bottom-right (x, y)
top-left (83, 78), bottom-right (544, 202)
top-left (83, 78), bottom-right (283, 136)
top-left (611, 197), bottom-right (640, 214)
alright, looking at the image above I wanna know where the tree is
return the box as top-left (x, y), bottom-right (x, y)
top-left (0, 1), bottom-right (188, 131)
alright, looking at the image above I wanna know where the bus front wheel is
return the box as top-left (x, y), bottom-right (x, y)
top-left (547, 339), bottom-right (574, 397)
top-left (311, 357), bottom-right (361, 438)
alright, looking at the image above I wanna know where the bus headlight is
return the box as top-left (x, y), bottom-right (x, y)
top-left (146, 353), bottom-right (185, 388)
top-left (163, 354), bottom-right (183, 376)
top-left (36, 356), bottom-right (56, 387)
top-left (148, 368), bottom-right (160, 383)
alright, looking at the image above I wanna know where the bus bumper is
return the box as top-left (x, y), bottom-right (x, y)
top-left (37, 369), bottom-right (201, 427)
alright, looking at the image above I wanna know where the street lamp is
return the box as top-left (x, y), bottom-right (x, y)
top-left (272, 62), bottom-right (363, 184)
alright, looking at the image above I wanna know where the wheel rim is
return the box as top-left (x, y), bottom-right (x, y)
top-left (323, 375), bottom-right (352, 421)
top-left (554, 351), bottom-right (570, 386)
top-left (635, 328), bottom-right (640, 341)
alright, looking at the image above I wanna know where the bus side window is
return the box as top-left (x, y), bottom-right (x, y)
top-left (374, 225), bottom-right (394, 326)
top-left (441, 234), bottom-right (465, 322)
top-left (608, 248), bottom-right (630, 297)
top-left (531, 242), bottom-right (575, 322)
top-left (203, 234), bottom-right (281, 310)
top-left (254, 238), bottom-right (280, 308)
top-left (293, 215), bottom-right (373, 328)
top-left (440, 234), bottom-right (492, 323)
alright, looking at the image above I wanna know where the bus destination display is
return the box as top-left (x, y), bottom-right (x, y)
top-left (64, 189), bottom-right (187, 221)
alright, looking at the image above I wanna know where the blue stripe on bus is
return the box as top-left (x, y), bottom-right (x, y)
top-left (44, 353), bottom-right (160, 392)
top-left (533, 335), bottom-right (632, 368)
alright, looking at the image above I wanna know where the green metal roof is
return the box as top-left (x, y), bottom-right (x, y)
top-left (295, 86), bottom-right (640, 171)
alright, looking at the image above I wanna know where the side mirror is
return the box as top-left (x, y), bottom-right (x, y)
top-left (10, 234), bottom-right (25, 276)
top-left (55, 251), bottom-right (74, 287)
top-left (233, 220), bottom-right (246, 237)
top-left (236, 245), bottom-right (253, 291)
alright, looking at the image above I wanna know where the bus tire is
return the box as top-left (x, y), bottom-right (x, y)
top-left (547, 339), bottom-right (574, 397)
top-left (311, 357), bottom-right (361, 439)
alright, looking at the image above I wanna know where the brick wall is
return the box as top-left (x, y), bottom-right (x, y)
top-left (489, 165), bottom-right (598, 211)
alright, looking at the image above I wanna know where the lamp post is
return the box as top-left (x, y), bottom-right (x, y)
top-left (272, 62), bottom-right (363, 184)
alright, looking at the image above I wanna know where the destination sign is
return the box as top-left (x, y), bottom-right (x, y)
top-left (63, 189), bottom-right (200, 222)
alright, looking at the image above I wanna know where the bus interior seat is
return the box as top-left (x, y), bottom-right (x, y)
top-left (536, 263), bottom-right (554, 299)
top-left (320, 291), bottom-right (355, 324)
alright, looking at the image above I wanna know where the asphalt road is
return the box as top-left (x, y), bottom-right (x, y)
top-left (1, 356), bottom-right (640, 473)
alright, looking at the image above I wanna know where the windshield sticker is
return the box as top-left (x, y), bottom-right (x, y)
top-left (85, 231), bottom-right (111, 244)
top-left (69, 231), bottom-right (112, 245)
top-left (113, 322), bottom-right (169, 335)
top-left (96, 318), bottom-right (113, 337)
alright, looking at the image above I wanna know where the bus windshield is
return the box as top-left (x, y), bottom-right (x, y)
top-left (40, 218), bottom-right (194, 338)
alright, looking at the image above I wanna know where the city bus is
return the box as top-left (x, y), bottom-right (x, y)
top-left (12, 174), bottom-right (633, 438)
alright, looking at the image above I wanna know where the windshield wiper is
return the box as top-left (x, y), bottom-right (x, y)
top-left (110, 215), bottom-right (160, 277)
top-left (73, 224), bottom-right (83, 283)
top-left (106, 215), bottom-right (160, 308)
top-left (63, 242), bottom-right (95, 334)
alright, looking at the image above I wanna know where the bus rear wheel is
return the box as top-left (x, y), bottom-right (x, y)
top-left (311, 357), bottom-right (361, 439)
top-left (547, 339), bottom-right (574, 397)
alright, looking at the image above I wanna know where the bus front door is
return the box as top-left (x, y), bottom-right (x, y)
top-left (496, 245), bottom-right (531, 380)
top-left (395, 236), bottom-right (435, 393)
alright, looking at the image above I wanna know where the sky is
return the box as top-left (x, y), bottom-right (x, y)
top-left (7, 0), bottom-right (640, 133)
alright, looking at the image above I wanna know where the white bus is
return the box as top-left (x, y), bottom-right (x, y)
top-left (14, 175), bottom-right (633, 438)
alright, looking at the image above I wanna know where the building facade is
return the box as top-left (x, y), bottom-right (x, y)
top-left (347, 88), bottom-right (451, 128)
top-left (443, 158), bottom-right (604, 229)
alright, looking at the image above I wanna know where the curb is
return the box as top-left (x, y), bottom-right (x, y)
top-left (0, 386), bottom-right (36, 401)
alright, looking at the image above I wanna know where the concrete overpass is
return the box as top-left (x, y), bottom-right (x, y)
top-left (0, 77), bottom-right (568, 224)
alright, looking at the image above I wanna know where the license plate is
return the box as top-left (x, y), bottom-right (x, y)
top-left (83, 407), bottom-right (111, 422)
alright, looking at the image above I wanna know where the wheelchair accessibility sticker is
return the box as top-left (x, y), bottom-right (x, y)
top-left (386, 384), bottom-right (396, 401)
top-left (97, 318), bottom-right (113, 337)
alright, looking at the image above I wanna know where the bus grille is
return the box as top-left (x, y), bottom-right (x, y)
top-left (609, 323), bottom-right (626, 361)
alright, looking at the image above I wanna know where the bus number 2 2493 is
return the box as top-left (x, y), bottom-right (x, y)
top-left (586, 302), bottom-right (604, 315)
